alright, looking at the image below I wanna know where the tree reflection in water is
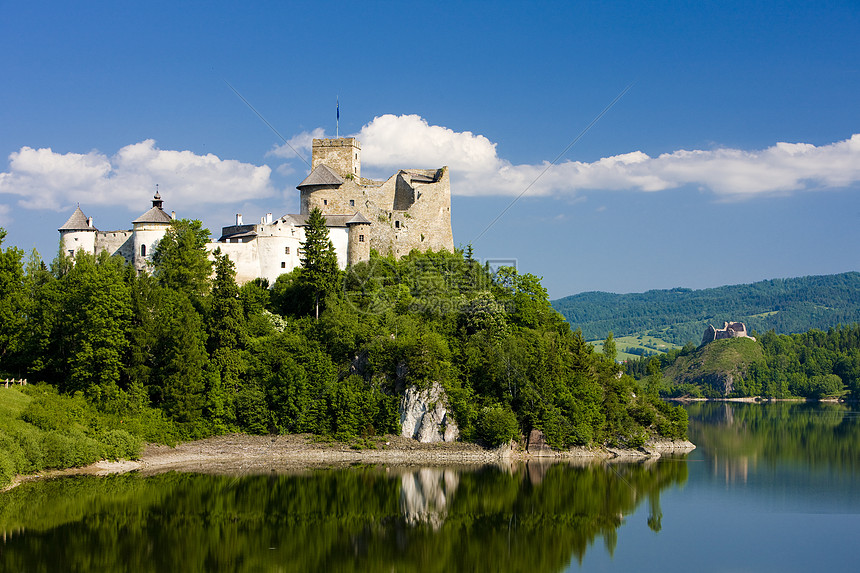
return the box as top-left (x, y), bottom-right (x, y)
top-left (687, 401), bottom-right (860, 484)
top-left (0, 460), bottom-right (688, 572)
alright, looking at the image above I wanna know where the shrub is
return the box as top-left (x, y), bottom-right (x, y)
top-left (0, 449), bottom-right (15, 487)
top-left (99, 429), bottom-right (142, 460)
top-left (477, 404), bottom-right (519, 447)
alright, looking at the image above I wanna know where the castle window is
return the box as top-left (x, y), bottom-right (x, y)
top-left (140, 244), bottom-right (146, 257)
top-left (358, 235), bottom-right (364, 242)
top-left (281, 262), bottom-right (286, 268)
top-left (354, 167), bottom-right (357, 174)
top-left (323, 199), bottom-right (328, 205)
top-left (285, 246), bottom-right (290, 254)
top-left (349, 199), bottom-right (355, 207)
top-left (68, 250), bottom-right (74, 256)
top-left (395, 221), bottom-right (400, 229)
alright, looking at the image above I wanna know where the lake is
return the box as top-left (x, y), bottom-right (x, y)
top-left (1, 402), bottom-right (858, 572)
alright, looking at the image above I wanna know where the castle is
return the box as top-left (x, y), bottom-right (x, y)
top-left (701, 322), bottom-right (756, 346)
top-left (59, 137), bottom-right (454, 283)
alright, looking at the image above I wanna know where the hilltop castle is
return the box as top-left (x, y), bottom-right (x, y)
top-left (59, 137), bottom-right (454, 283)
top-left (701, 322), bottom-right (756, 346)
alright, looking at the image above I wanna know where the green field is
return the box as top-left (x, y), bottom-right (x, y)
top-left (588, 334), bottom-right (681, 362)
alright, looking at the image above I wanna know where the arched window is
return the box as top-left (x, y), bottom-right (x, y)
top-left (140, 244), bottom-right (146, 257)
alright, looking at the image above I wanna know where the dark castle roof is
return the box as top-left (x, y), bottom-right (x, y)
top-left (282, 213), bottom-right (353, 227)
top-left (59, 206), bottom-right (97, 232)
top-left (345, 212), bottom-right (371, 225)
top-left (296, 165), bottom-right (344, 189)
top-left (133, 207), bottom-right (174, 224)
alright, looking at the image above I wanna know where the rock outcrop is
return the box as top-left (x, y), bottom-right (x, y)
top-left (525, 429), bottom-right (555, 457)
top-left (399, 382), bottom-right (459, 443)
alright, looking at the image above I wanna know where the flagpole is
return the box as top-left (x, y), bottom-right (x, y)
top-left (336, 97), bottom-right (339, 138)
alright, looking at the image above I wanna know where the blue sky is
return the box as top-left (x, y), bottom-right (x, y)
top-left (2, 0), bottom-right (859, 298)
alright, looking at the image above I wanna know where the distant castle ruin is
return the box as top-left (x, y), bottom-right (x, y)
top-left (701, 322), bottom-right (756, 346)
top-left (59, 137), bottom-right (454, 284)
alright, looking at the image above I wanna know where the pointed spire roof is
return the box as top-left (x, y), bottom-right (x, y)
top-left (345, 212), bottom-right (371, 225)
top-left (59, 206), bottom-right (97, 232)
top-left (296, 164), bottom-right (345, 189)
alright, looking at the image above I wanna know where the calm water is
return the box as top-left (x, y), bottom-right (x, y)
top-left (1, 402), bottom-right (859, 572)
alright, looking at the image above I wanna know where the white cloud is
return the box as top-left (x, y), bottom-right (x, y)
top-left (285, 114), bottom-right (860, 199)
top-left (0, 204), bottom-right (10, 226)
top-left (268, 127), bottom-right (324, 161)
top-left (0, 140), bottom-right (275, 211)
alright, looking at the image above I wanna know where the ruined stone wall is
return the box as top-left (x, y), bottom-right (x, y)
top-left (305, 169), bottom-right (453, 259)
top-left (300, 138), bottom-right (454, 262)
top-left (702, 322), bottom-right (755, 345)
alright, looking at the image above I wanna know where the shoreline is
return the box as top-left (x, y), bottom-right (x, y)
top-left (666, 396), bottom-right (851, 403)
top-left (2, 433), bottom-right (695, 491)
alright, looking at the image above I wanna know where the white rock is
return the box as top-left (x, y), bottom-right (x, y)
top-left (399, 382), bottom-right (459, 443)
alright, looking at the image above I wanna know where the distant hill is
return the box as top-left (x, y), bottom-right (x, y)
top-left (551, 272), bottom-right (860, 345)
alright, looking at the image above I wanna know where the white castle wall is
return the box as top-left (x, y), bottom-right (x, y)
top-left (132, 223), bottom-right (171, 272)
top-left (60, 230), bottom-right (96, 257)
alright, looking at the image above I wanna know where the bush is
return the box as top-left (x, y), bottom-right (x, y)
top-left (20, 395), bottom-right (77, 431)
top-left (0, 434), bottom-right (26, 476)
top-left (100, 429), bottom-right (142, 460)
top-left (477, 404), bottom-right (519, 447)
top-left (0, 449), bottom-right (15, 487)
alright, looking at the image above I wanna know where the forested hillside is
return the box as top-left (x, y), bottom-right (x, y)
top-left (626, 325), bottom-right (860, 400)
top-left (0, 218), bottom-right (687, 486)
top-left (552, 272), bottom-right (860, 344)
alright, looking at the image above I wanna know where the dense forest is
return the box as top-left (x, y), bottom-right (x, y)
top-left (0, 214), bottom-right (687, 486)
top-left (551, 272), bottom-right (860, 344)
top-left (625, 325), bottom-right (860, 400)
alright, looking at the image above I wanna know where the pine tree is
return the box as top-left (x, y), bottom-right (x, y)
top-left (151, 219), bottom-right (213, 300)
top-left (299, 207), bottom-right (340, 319)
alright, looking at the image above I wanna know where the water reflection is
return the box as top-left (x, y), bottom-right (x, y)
top-left (0, 460), bottom-right (688, 572)
top-left (400, 468), bottom-right (459, 529)
top-left (688, 401), bottom-right (860, 481)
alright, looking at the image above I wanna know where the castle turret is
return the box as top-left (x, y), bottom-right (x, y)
top-left (296, 164), bottom-right (345, 215)
top-left (346, 212), bottom-right (372, 266)
top-left (132, 190), bottom-right (174, 271)
top-left (59, 206), bottom-right (97, 257)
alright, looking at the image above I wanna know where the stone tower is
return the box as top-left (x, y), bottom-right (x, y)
top-left (312, 138), bottom-right (360, 180)
top-left (346, 212), bottom-right (372, 266)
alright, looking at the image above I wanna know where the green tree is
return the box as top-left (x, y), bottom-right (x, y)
top-left (150, 289), bottom-right (209, 433)
top-left (603, 332), bottom-right (617, 363)
top-left (0, 229), bottom-right (26, 370)
top-left (205, 250), bottom-right (247, 431)
top-left (646, 357), bottom-right (663, 398)
top-left (299, 207), bottom-right (340, 319)
top-left (151, 219), bottom-right (213, 299)
top-left (61, 251), bottom-right (133, 407)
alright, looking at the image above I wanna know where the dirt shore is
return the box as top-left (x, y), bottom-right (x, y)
top-left (3, 434), bottom-right (695, 491)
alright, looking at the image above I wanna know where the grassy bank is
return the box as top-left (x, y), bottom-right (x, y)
top-left (0, 383), bottom-right (175, 487)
